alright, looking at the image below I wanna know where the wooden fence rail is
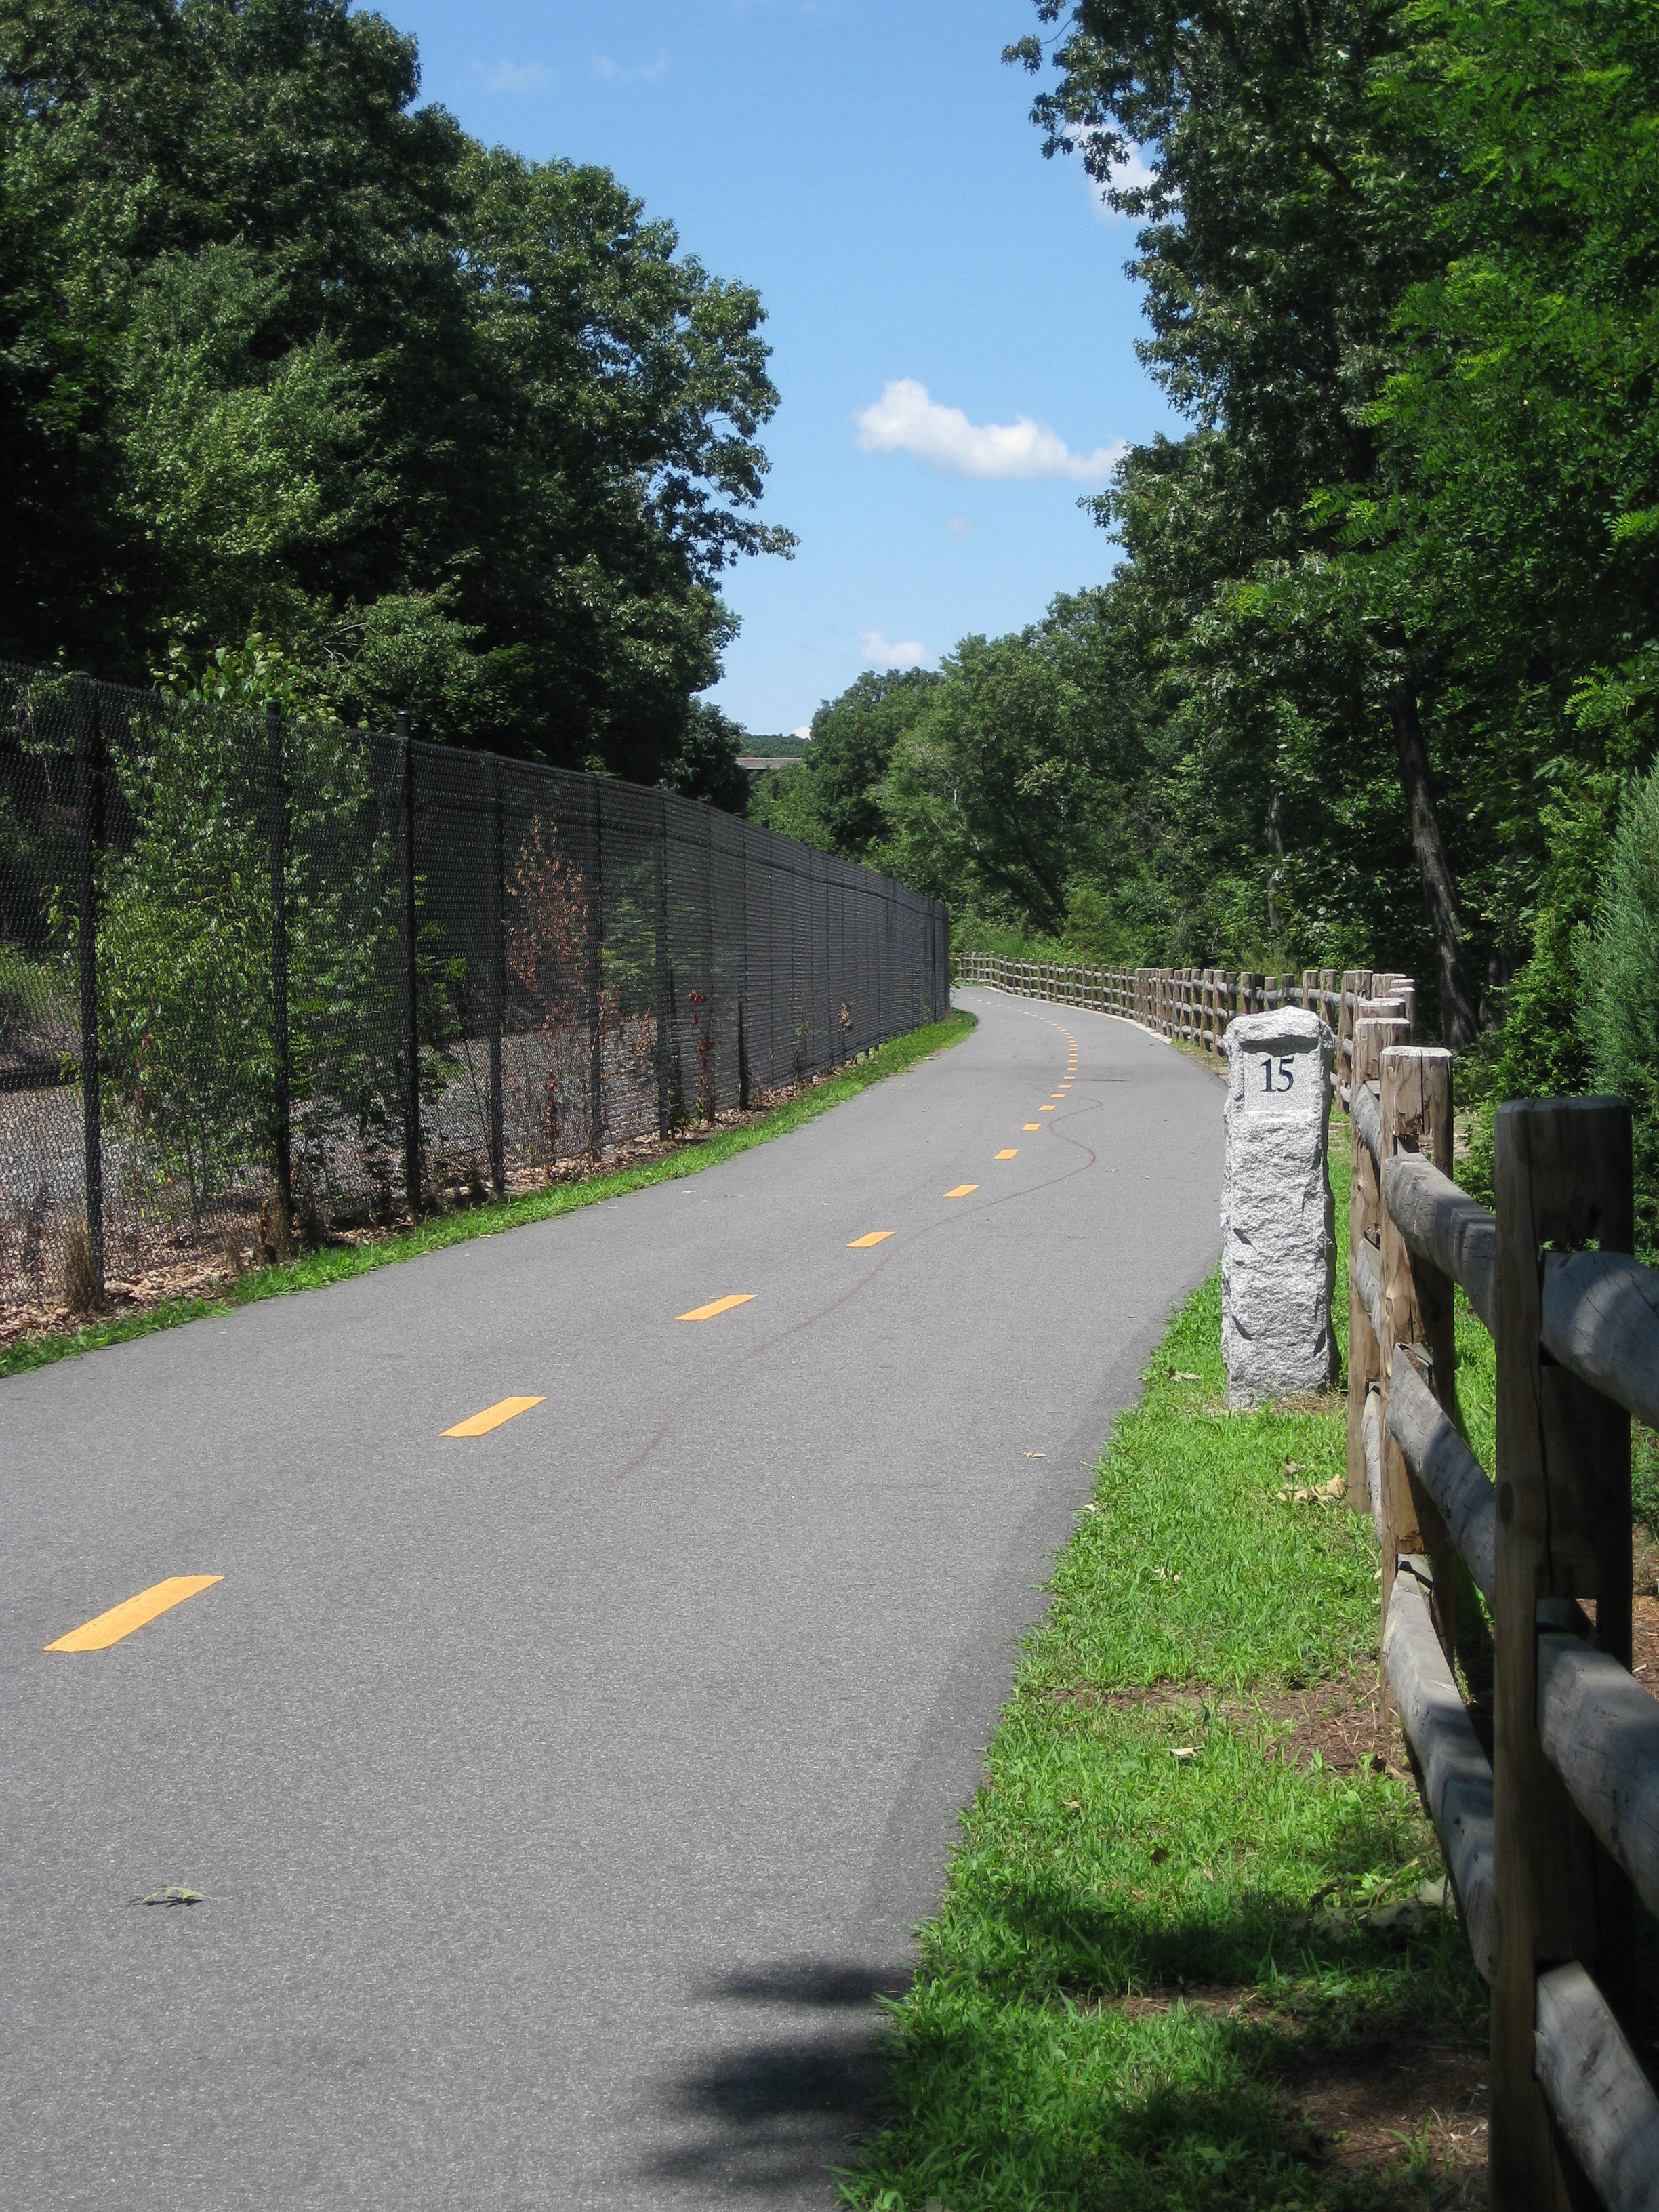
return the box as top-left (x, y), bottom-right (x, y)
top-left (954, 948), bottom-right (1659, 2211)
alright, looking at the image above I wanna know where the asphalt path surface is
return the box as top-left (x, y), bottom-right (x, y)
top-left (2, 987), bottom-right (1224, 2210)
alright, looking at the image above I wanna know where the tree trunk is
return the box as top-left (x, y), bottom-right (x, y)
top-left (1265, 790), bottom-right (1285, 941)
top-left (1389, 685), bottom-right (1479, 1049)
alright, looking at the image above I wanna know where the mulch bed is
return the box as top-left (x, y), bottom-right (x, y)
top-left (1, 1073), bottom-right (836, 1353)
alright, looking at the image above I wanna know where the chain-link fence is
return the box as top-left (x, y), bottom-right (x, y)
top-left (0, 664), bottom-right (949, 1313)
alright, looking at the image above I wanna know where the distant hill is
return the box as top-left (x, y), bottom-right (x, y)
top-left (739, 733), bottom-right (813, 758)
top-left (735, 733), bottom-right (813, 771)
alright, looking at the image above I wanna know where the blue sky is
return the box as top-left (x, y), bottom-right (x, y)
top-left (390, 0), bottom-right (1178, 737)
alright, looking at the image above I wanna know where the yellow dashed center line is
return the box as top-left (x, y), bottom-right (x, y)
top-left (678, 1293), bottom-right (757, 1322)
top-left (1039, 1105), bottom-right (1055, 1113)
top-left (1023, 1122), bottom-right (1040, 1130)
top-left (848, 1231), bottom-right (893, 1248)
top-left (47, 1576), bottom-right (222, 1654)
top-left (945, 1184), bottom-right (979, 1199)
top-left (443, 1395), bottom-right (545, 1437)
top-left (995, 1149), bottom-right (1018, 1160)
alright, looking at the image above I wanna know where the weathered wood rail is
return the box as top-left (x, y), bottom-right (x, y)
top-left (951, 954), bottom-right (1419, 1090)
top-left (1351, 1043), bottom-right (1659, 2211)
top-left (954, 948), bottom-right (1659, 2211)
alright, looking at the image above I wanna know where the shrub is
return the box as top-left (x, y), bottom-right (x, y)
top-left (1583, 762), bottom-right (1659, 1258)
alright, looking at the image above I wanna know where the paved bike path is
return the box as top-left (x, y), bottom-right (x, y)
top-left (1, 988), bottom-right (1223, 2209)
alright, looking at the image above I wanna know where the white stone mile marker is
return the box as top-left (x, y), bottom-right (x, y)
top-left (1220, 1007), bottom-right (1338, 1407)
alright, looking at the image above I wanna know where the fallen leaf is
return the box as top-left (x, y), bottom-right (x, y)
top-left (1061, 1799), bottom-right (1082, 1812)
top-left (1151, 1845), bottom-right (1170, 1865)
top-left (1170, 1370), bottom-right (1200, 1382)
top-left (1202, 1866), bottom-right (1217, 1883)
top-left (1023, 1450), bottom-right (1046, 1458)
top-left (130, 1886), bottom-right (203, 1908)
top-left (1171, 1746), bottom-right (1200, 1763)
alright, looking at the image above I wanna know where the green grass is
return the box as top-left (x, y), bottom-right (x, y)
top-left (0, 1009), bottom-right (975, 1380)
top-left (842, 1147), bottom-right (1486, 2212)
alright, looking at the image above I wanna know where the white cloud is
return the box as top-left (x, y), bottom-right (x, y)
top-left (790, 725), bottom-right (812, 740)
top-left (854, 380), bottom-right (1124, 485)
top-left (859, 630), bottom-right (934, 671)
top-left (947, 514), bottom-right (975, 539)
top-left (594, 49), bottom-right (670, 82)
top-left (470, 58), bottom-right (555, 92)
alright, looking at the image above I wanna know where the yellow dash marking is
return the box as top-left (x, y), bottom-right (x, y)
top-left (678, 1293), bottom-right (757, 1322)
top-left (995, 1149), bottom-right (1018, 1160)
top-left (443, 1395), bottom-right (546, 1438)
top-left (1039, 1105), bottom-right (1056, 1113)
top-left (1023, 1123), bottom-right (1040, 1130)
top-left (47, 1576), bottom-right (222, 1653)
top-left (945, 1184), bottom-right (979, 1198)
top-left (848, 1231), bottom-right (893, 1248)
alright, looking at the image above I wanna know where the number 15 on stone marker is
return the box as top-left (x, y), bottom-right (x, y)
top-left (1259, 1056), bottom-right (1296, 1093)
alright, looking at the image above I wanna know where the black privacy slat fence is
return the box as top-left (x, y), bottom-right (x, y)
top-left (0, 664), bottom-right (949, 1311)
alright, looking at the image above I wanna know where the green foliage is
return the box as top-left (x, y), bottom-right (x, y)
top-left (778, 0), bottom-right (1659, 1074)
top-left (1584, 760), bottom-right (1659, 1257)
top-left (1492, 773), bottom-right (1616, 1101)
top-left (91, 712), bottom-right (279, 1233)
top-left (0, 0), bottom-right (792, 792)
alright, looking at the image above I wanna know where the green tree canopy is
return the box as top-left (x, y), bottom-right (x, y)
top-left (0, 0), bottom-right (792, 797)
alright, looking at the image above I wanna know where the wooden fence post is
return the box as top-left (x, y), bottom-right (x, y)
top-left (1491, 1099), bottom-right (1636, 2211)
top-left (1378, 1046), bottom-right (1458, 1666)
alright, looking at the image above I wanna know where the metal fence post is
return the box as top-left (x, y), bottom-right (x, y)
top-left (485, 754), bottom-right (505, 1197)
top-left (72, 674), bottom-right (104, 1302)
top-left (396, 712), bottom-right (422, 1218)
top-left (266, 699), bottom-right (292, 1231)
top-left (586, 777), bottom-right (604, 1156)
top-left (703, 804), bottom-right (716, 1109)
top-left (654, 791), bottom-right (672, 1137)
top-left (737, 827), bottom-right (751, 1109)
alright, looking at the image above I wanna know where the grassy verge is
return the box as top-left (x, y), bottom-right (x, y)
top-left (843, 1149), bottom-right (1488, 2212)
top-left (1, 1008), bottom-right (975, 1380)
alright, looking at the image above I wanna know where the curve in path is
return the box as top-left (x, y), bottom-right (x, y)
top-left (0, 986), bottom-right (1223, 2211)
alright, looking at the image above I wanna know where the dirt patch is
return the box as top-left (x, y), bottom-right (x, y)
top-left (1047, 1667), bottom-right (1410, 1776)
top-left (1633, 1595), bottom-right (1659, 1689)
top-left (1278, 2036), bottom-right (1488, 2201)
top-left (1095, 1995), bottom-right (1488, 2198)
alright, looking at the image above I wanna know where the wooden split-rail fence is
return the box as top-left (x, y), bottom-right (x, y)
top-left (955, 950), bottom-right (1659, 2211)
top-left (950, 952), bottom-right (1416, 1057)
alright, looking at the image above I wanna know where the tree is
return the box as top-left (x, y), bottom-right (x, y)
top-left (1007, 0), bottom-right (1483, 1038)
top-left (0, 0), bottom-right (793, 792)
